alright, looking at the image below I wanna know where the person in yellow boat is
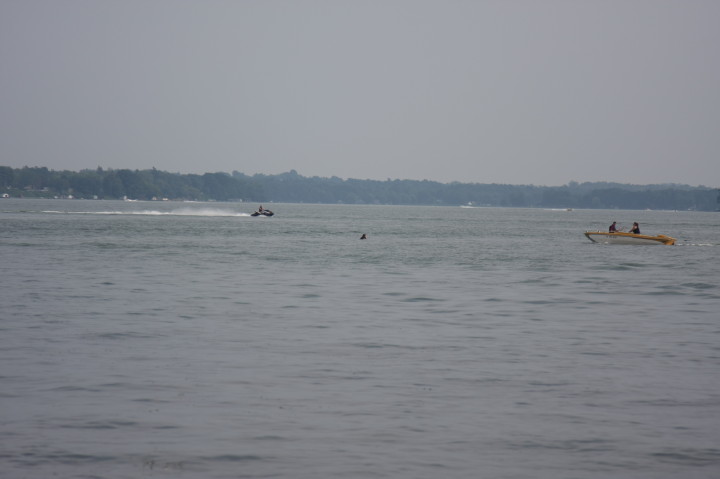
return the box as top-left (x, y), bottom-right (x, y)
top-left (629, 222), bottom-right (641, 234)
top-left (609, 221), bottom-right (617, 232)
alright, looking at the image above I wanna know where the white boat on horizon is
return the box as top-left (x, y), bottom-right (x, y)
top-left (584, 231), bottom-right (676, 245)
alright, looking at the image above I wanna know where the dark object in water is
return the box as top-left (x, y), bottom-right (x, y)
top-left (252, 210), bottom-right (274, 217)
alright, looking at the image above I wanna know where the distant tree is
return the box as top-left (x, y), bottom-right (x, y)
top-left (69, 171), bottom-right (103, 197)
top-left (102, 172), bottom-right (125, 198)
top-left (541, 187), bottom-right (573, 208)
top-left (0, 166), bottom-right (14, 187)
top-left (15, 166), bottom-right (50, 190)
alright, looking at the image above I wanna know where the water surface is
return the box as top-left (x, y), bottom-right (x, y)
top-left (1, 200), bottom-right (719, 478)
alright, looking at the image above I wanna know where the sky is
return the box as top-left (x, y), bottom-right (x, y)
top-left (1, 0), bottom-right (719, 187)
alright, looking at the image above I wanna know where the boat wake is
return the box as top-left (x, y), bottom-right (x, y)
top-left (43, 208), bottom-right (251, 217)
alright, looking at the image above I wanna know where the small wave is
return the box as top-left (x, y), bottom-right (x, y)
top-left (403, 296), bottom-right (444, 302)
top-left (651, 448), bottom-right (720, 466)
top-left (200, 454), bottom-right (264, 462)
top-left (681, 282), bottom-right (716, 290)
top-left (60, 420), bottom-right (139, 430)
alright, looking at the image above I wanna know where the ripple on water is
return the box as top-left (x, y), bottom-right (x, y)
top-left (651, 448), bottom-right (720, 467)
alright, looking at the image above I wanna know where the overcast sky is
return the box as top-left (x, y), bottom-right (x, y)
top-left (1, 0), bottom-right (718, 186)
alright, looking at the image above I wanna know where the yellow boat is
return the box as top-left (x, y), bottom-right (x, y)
top-left (584, 231), bottom-right (676, 245)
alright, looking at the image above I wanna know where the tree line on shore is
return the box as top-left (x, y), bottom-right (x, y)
top-left (1, 165), bottom-right (718, 211)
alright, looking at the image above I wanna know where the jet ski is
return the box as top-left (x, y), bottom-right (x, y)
top-left (251, 209), bottom-right (274, 217)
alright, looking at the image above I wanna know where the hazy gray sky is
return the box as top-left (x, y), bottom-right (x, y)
top-left (2, 0), bottom-right (719, 186)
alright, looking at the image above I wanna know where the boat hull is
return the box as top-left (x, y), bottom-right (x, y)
top-left (584, 232), bottom-right (676, 245)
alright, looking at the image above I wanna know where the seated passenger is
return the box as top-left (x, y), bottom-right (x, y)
top-left (609, 221), bottom-right (617, 232)
top-left (629, 222), bottom-right (640, 234)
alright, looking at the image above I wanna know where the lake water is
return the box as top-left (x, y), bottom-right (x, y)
top-left (1, 199), bottom-right (719, 478)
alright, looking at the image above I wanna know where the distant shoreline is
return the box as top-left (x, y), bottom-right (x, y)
top-left (1, 166), bottom-right (718, 211)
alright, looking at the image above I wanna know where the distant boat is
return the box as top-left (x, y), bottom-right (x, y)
top-left (584, 231), bottom-right (676, 245)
